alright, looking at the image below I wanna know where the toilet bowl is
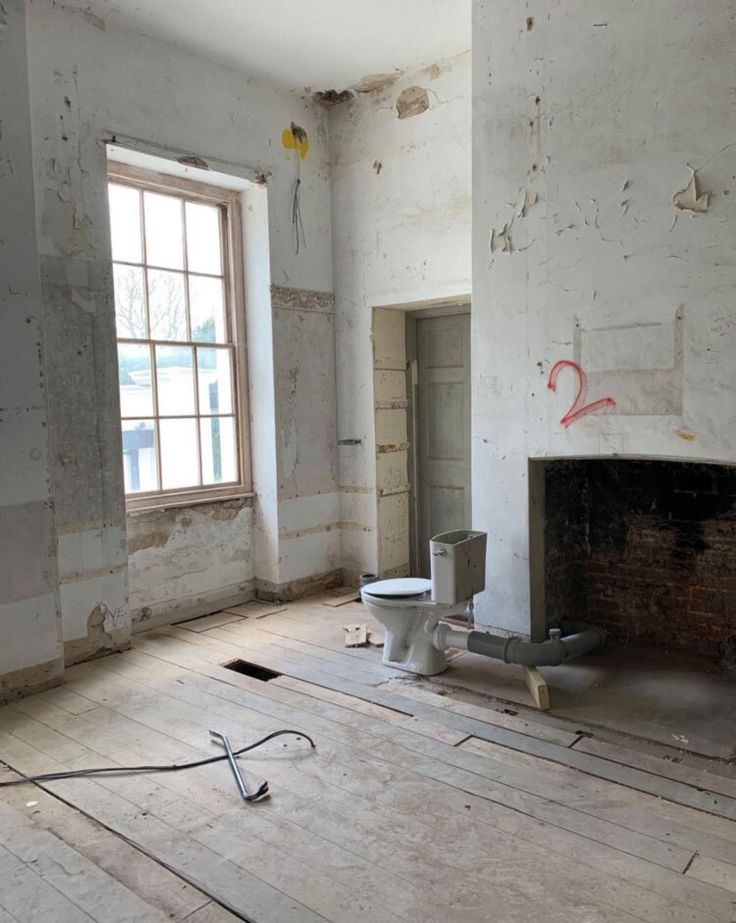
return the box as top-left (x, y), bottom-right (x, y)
top-left (360, 576), bottom-right (470, 675)
top-left (360, 529), bottom-right (607, 677)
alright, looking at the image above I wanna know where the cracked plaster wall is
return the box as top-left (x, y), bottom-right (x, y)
top-left (472, 0), bottom-right (736, 635)
top-left (330, 52), bottom-right (472, 580)
top-left (2, 0), bottom-right (335, 680)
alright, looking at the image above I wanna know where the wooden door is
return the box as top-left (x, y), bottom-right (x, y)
top-left (414, 312), bottom-right (471, 576)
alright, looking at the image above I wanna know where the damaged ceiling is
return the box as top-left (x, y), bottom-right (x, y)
top-left (60, 0), bottom-right (471, 90)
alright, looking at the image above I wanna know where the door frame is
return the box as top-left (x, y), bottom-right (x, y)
top-left (406, 301), bottom-right (471, 576)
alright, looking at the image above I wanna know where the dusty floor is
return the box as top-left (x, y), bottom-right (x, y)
top-left (426, 644), bottom-right (736, 761)
top-left (0, 593), bottom-right (736, 921)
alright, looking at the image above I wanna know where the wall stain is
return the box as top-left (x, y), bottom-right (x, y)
top-left (314, 89), bottom-right (353, 107)
top-left (352, 73), bottom-right (401, 94)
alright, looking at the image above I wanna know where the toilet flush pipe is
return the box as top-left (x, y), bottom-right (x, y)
top-left (433, 619), bottom-right (606, 667)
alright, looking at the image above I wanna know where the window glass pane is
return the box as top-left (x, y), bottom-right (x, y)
top-left (186, 202), bottom-right (222, 275)
top-left (118, 343), bottom-right (153, 416)
top-left (144, 191), bottom-right (184, 269)
top-left (201, 417), bottom-right (237, 485)
top-left (121, 419), bottom-right (157, 493)
top-left (160, 418), bottom-right (199, 489)
top-left (190, 275), bottom-right (226, 343)
top-left (113, 264), bottom-right (147, 338)
top-left (108, 184), bottom-right (142, 263)
top-left (197, 348), bottom-right (233, 414)
top-left (156, 345), bottom-right (195, 415)
top-left (148, 269), bottom-right (187, 341)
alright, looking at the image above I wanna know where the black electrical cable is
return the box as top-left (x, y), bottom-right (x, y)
top-left (0, 729), bottom-right (315, 788)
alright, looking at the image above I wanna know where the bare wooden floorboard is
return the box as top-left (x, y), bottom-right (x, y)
top-left (0, 733), bottom-right (326, 923)
top-left (182, 904), bottom-right (243, 923)
top-left (227, 607), bottom-right (388, 665)
top-left (150, 622), bottom-right (736, 827)
top-left (202, 622), bottom-right (395, 684)
top-left (575, 735), bottom-right (736, 801)
top-left (0, 706), bottom-right (437, 923)
top-left (0, 789), bottom-right (173, 922)
top-left (3, 603), bottom-right (736, 923)
top-left (222, 602), bottom-right (287, 619)
top-left (0, 708), bottom-right (604, 920)
top-left (350, 675), bottom-right (582, 747)
top-left (687, 855), bottom-right (736, 895)
top-left (2, 656), bottom-right (708, 919)
top-left (166, 624), bottom-right (390, 687)
top-left (128, 633), bottom-right (732, 864)
top-left (116, 644), bottom-right (736, 916)
top-left (0, 841), bottom-right (96, 923)
top-left (175, 612), bottom-right (244, 633)
top-left (0, 780), bottom-right (213, 921)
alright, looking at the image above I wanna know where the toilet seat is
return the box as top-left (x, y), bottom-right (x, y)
top-left (362, 577), bottom-right (431, 599)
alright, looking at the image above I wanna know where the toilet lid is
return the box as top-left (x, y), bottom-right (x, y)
top-left (363, 577), bottom-right (431, 598)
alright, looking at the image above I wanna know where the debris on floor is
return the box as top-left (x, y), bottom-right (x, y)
top-left (344, 623), bottom-right (384, 648)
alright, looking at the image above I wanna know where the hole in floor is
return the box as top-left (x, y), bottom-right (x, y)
top-left (223, 659), bottom-right (281, 682)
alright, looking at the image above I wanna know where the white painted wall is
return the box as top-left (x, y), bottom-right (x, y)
top-left (472, 0), bottom-right (736, 635)
top-left (330, 53), bottom-right (472, 579)
top-left (0, 0), bottom-right (63, 694)
top-left (16, 0), bottom-right (336, 662)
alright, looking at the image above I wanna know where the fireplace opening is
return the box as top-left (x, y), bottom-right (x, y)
top-left (535, 458), bottom-right (736, 665)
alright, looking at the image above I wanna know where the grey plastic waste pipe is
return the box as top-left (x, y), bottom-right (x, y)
top-left (435, 620), bottom-right (606, 666)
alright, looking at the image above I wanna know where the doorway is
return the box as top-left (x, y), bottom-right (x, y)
top-left (408, 307), bottom-right (471, 576)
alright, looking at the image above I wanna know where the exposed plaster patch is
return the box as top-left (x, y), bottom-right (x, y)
top-left (519, 189), bottom-right (538, 217)
top-left (352, 73), bottom-right (401, 94)
top-left (673, 169), bottom-right (711, 214)
top-left (490, 224), bottom-right (513, 253)
top-left (396, 86), bottom-right (430, 120)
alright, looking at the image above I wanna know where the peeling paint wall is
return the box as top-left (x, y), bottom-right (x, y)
top-left (15, 0), bottom-right (334, 669)
top-left (271, 286), bottom-right (340, 595)
top-left (0, 0), bottom-right (64, 699)
top-left (127, 500), bottom-right (254, 629)
top-left (330, 52), bottom-right (471, 580)
top-left (472, 0), bottom-right (736, 636)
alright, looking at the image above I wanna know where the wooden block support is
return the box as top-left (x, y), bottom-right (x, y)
top-left (344, 624), bottom-right (368, 647)
top-left (523, 666), bottom-right (550, 711)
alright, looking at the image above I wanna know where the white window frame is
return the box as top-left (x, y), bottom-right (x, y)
top-left (109, 161), bottom-right (252, 511)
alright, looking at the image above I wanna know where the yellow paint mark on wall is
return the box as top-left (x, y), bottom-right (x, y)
top-left (674, 429), bottom-right (696, 441)
top-left (282, 122), bottom-right (310, 160)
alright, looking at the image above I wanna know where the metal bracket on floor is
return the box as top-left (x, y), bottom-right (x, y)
top-left (210, 730), bottom-right (269, 802)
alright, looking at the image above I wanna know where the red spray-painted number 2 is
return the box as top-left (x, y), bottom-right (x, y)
top-left (547, 360), bottom-right (615, 428)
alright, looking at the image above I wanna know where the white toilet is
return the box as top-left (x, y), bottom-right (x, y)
top-left (360, 530), bottom-right (487, 675)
